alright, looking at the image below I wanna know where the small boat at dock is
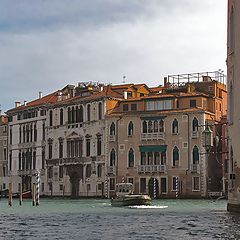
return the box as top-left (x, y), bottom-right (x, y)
top-left (111, 183), bottom-right (151, 207)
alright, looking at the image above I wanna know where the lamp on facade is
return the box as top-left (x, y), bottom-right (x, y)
top-left (202, 125), bottom-right (213, 152)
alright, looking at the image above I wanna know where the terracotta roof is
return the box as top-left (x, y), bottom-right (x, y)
top-left (8, 91), bottom-right (58, 112)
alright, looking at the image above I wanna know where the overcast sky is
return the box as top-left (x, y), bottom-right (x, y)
top-left (0, 0), bottom-right (227, 111)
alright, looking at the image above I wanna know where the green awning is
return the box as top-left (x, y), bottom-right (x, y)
top-left (139, 145), bottom-right (167, 152)
top-left (140, 116), bottom-right (166, 120)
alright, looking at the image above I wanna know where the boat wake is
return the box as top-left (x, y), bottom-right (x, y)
top-left (128, 205), bottom-right (168, 209)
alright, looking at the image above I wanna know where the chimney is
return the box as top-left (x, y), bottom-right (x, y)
top-left (124, 91), bottom-right (128, 99)
top-left (15, 102), bottom-right (21, 108)
top-left (39, 91), bottom-right (43, 99)
top-left (164, 77), bottom-right (170, 88)
top-left (23, 101), bottom-right (27, 106)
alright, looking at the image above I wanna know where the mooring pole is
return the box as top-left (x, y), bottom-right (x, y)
top-left (32, 182), bottom-right (36, 206)
top-left (8, 182), bottom-right (13, 207)
top-left (35, 171), bottom-right (40, 206)
top-left (153, 177), bottom-right (156, 199)
top-left (19, 183), bottom-right (22, 206)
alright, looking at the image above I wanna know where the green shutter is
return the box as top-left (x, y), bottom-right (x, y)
top-left (139, 145), bottom-right (167, 152)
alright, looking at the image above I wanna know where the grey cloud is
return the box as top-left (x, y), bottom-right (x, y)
top-left (0, 0), bottom-right (226, 111)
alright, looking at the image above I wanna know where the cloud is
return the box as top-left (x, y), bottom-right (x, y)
top-left (0, 0), bottom-right (227, 111)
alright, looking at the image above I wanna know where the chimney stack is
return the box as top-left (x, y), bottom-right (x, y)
top-left (15, 102), bottom-right (21, 108)
top-left (39, 91), bottom-right (43, 99)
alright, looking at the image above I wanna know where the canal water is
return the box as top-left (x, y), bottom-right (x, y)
top-left (0, 198), bottom-right (239, 240)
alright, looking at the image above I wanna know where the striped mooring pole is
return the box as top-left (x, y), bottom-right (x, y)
top-left (105, 177), bottom-right (109, 199)
top-left (35, 171), bottom-right (40, 206)
top-left (153, 177), bottom-right (156, 199)
top-left (176, 177), bottom-right (179, 198)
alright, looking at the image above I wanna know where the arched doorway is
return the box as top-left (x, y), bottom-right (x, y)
top-left (66, 164), bottom-right (83, 198)
top-left (70, 172), bottom-right (80, 198)
top-left (148, 177), bottom-right (159, 199)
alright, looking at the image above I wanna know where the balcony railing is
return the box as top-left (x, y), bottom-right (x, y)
top-left (138, 165), bottom-right (167, 173)
top-left (18, 169), bottom-right (39, 176)
top-left (191, 131), bottom-right (199, 139)
top-left (190, 164), bottom-right (200, 173)
top-left (109, 135), bottom-right (116, 142)
top-left (141, 132), bottom-right (165, 141)
top-left (107, 166), bottom-right (116, 175)
top-left (47, 157), bottom-right (91, 165)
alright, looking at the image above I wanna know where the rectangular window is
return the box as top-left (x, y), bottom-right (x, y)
top-left (48, 166), bottom-right (53, 179)
top-left (190, 100), bottom-right (196, 108)
top-left (59, 141), bottom-right (63, 158)
top-left (128, 178), bottom-right (134, 184)
top-left (59, 166), bottom-right (63, 178)
top-left (86, 139), bottom-right (91, 156)
top-left (3, 148), bottom-right (7, 160)
top-left (87, 184), bottom-right (91, 191)
top-left (131, 104), bottom-right (137, 111)
top-left (2, 183), bottom-right (6, 190)
top-left (146, 101), bottom-right (154, 110)
top-left (59, 184), bottom-right (63, 191)
top-left (98, 184), bottom-right (102, 190)
top-left (193, 177), bottom-right (200, 191)
top-left (110, 178), bottom-right (115, 191)
top-left (49, 144), bottom-right (52, 159)
top-left (140, 178), bottom-right (146, 193)
top-left (160, 177), bottom-right (167, 194)
top-left (123, 104), bottom-right (129, 111)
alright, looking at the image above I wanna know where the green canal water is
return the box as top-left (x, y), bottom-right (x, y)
top-left (0, 198), bottom-right (239, 239)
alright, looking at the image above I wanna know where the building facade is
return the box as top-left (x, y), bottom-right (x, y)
top-left (5, 73), bottom-right (227, 199)
top-left (107, 73), bottom-right (227, 198)
top-left (0, 114), bottom-right (8, 192)
top-left (227, 0), bottom-right (240, 211)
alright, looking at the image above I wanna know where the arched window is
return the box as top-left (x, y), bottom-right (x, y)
top-left (172, 118), bottom-right (178, 134)
top-left (71, 106), bottom-right (75, 123)
top-left (148, 121), bottom-right (153, 133)
top-left (192, 145), bottom-right (199, 164)
top-left (60, 108), bottom-right (63, 125)
top-left (173, 146), bottom-right (179, 167)
top-left (192, 117), bottom-right (198, 132)
top-left (68, 107), bottom-right (71, 124)
top-left (97, 164), bottom-right (102, 177)
top-left (110, 149), bottom-right (116, 166)
top-left (110, 122), bottom-right (115, 135)
top-left (79, 105), bottom-right (83, 122)
top-left (161, 152), bottom-right (166, 165)
top-left (154, 152), bottom-right (160, 165)
top-left (87, 104), bottom-right (91, 122)
top-left (75, 106), bottom-right (79, 122)
top-left (128, 148), bottom-right (134, 167)
top-left (128, 121), bottom-right (134, 136)
top-left (142, 121), bottom-right (147, 133)
top-left (49, 110), bottom-right (53, 126)
top-left (153, 120), bottom-right (158, 132)
top-left (86, 164), bottom-right (91, 178)
top-left (98, 102), bottom-right (102, 120)
top-left (97, 135), bottom-right (102, 156)
top-left (141, 152), bottom-right (146, 165)
top-left (147, 152), bottom-right (153, 165)
top-left (159, 119), bottom-right (164, 132)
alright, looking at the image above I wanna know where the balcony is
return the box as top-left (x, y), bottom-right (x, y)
top-left (138, 165), bottom-right (167, 173)
top-left (18, 169), bottom-right (39, 176)
top-left (190, 164), bottom-right (200, 173)
top-left (191, 131), bottom-right (199, 139)
top-left (107, 166), bottom-right (116, 175)
top-left (109, 135), bottom-right (116, 142)
top-left (141, 132), bottom-right (165, 141)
